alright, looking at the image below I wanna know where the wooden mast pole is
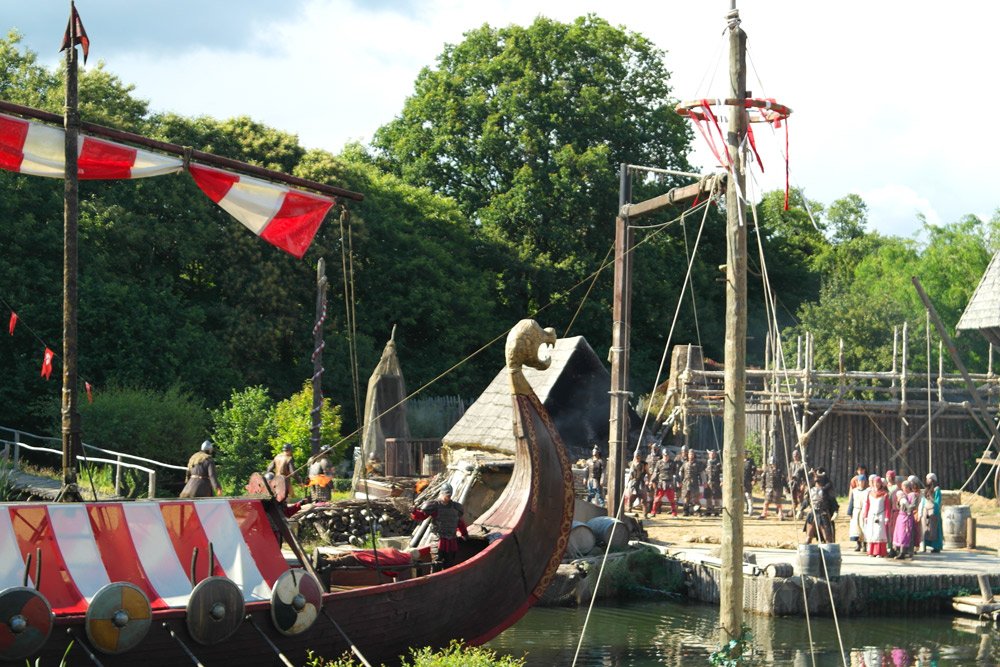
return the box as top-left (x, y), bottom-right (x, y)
top-left (311, 258), bottom-right (329, 457)
top-left (720, 1), bottom-right (747, 643)
top-left (607, 163), bottom-right (633, 518)
top-left (60, 0), bottom-right (82, 501)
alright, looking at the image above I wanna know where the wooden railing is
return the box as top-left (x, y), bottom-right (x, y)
top-left (0, 426), bottom-right (186, 499)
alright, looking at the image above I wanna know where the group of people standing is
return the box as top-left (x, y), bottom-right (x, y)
top-left (585, 443), bottom-right (723, 518)
top-left (847, 465), bottom-right (943, 558)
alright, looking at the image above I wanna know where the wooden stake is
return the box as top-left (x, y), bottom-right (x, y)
top-left (607, 164), bottom-right (632, 518)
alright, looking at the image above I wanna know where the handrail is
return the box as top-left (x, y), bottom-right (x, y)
top-left (0, 426), bottom-right (186, 471)
top-left (2, 439), bottom-right (161, 498)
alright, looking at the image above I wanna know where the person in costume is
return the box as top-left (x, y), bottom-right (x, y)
top-left (892, 479), bottom-right (918, 559)
top-left (703, 450), bottom-right (722, 517)
top-left (848, 473), bottom-right (868, 551)
top-left (180, 439), bottom-right (222, 498)
top-left (585, 446), bottom-right (606, 507)
top-left (759, 457), bottom-right (786, 520)
top-left (919, 472), bottom-right (943, 553)
top-left (743, 452), bottom-right (757, 516)
top-left (787, 449), bottom-right (807, 518)
top-left (862, 475), bottom-right (889, 557)
top-left (411, 483), bottom-right (468, 569)
top-left (651, 448), bottom-right (678, 517)
top-left (679, 448), bottom-right (703, 516)
top-left (801, 469), bottom-right (838, 543)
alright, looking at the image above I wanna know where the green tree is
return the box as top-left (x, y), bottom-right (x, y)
top-left (210, 386), bottom-right (276, 493)
top-left (270, 381), bottom-right (343, 464)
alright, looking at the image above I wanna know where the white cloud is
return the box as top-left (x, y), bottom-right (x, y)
top-left (860, 184), bottom-right (941, 237)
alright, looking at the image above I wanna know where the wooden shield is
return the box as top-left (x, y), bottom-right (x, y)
top-left (85, 582), bottom-right (152, 655)
top-left (269, 569), bottom-right (322, 636)
top-left (245, 472), bottom-right (269, 498)
top-left (269, 475), bottom-right (289, 503)
top-left (185, 577), bottom-right (245, 645)
top-left (0, 587), bottom-right (53, 661)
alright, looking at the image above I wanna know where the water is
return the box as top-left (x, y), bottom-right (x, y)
top-left (487, 599), bottom-right (999, 666)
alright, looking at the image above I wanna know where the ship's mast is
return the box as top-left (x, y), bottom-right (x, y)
top-left (720, 0), bottom-right (748, 644)
top-left (59, 0), bottom-right (82, 501)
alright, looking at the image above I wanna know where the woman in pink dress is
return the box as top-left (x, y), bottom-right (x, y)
top-left (893, 479), bottom-right (918, 559)
top-left (862, 475), bottom-right (889, 557)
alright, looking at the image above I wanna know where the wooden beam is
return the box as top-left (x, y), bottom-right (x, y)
top-left (619, 174), bottom-right (725, 219)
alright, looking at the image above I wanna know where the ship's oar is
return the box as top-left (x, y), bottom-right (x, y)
top-left (66, 628), bottom-right (105, 667)
top-left (162, 622), bottom-right (206, 667)
top-left (245, 614), bottom-right (294, 667)
top-left (321, 608), bottom-right (374, 667)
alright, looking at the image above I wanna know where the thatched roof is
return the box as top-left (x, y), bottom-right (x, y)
top-left (443, 336), bottom-right (640, 462)
top-left (957, 251), bottom-right (1000, 346)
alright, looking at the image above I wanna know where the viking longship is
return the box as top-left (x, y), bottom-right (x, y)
top-left (0, 320), bottom-right (574, 666)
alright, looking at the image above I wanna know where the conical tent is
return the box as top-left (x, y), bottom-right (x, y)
top-left (352, 327), bottom-right (411, 490)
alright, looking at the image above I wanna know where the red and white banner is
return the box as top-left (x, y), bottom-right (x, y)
top-left (189, 164), bottom-right (335, 259)
top-left (40, 347), bottom-right (54, 380)
top-left (0, 113), bottom-right (183, 180)
top-left (1, 499), bottom-right (289, 614)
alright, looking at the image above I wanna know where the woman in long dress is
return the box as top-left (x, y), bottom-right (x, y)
top-left (892, 479), bottom-right (918, 559)
top-left (848, 474), bottom-right (869, 551)
top-left (919, 472), bottom-right (943, 553)
top-left (863, 475), bottom-right (889, 557)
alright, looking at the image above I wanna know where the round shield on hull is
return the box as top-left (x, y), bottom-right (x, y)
top-left (0, 587), bottom-right (53, 661)
top-left (85, 582), bottom-right (152, 655)
top-left (270, 569), bottom-right (322, 636)
top-left (186, 577), bottom-right (245, 645)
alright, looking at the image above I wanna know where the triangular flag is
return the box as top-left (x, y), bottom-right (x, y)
top-left (41, 347), bottom-right (54, 380)
top-left (85, 382), bottom-right (93, 403)
top-left (7, 312), bottom-right (16, 336)
top-left (59, 4), bottom-right (90, 64)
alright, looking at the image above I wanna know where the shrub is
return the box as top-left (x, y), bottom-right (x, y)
top-left (270, 381), bottom-right (344, 465)
top-left (210, 386), bottom-right (276, 494)
top-left (78, 384), bottom-right (208, 494)
top-left (304, 641), bottom-right (525, 667)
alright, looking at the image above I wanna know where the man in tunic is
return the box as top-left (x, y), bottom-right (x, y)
top-left (180, 440), bottom-right (222, 498)
top-left (411, 483), bottom-right (468, 569)
top-left (680, 449), bottom-right (703, 516)
top-left (267, 443), bottom-right (296, 483)
top-left (703, 450), bottom-right (722, 517)
top-left (759, 457), bottom-right (786, 520)
top-left (585, 446), bottom-right (606, 507)
top-left (625, 450), bottom-right (649, 518)
top-left (787, 449), bottom-right (807, 519)
top-left (743, 453), bottom-right (757, 516)
top-left (650, 449), bottom-right (678, 517)
top-left (919, 472), bottom-right (943, 553)
top-left (801, 471), bottom-right (838, 543)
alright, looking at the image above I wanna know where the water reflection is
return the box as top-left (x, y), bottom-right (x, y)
top-left (486, 600), bottom-right (998, 666)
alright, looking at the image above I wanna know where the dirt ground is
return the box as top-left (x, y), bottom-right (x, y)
top-left (640, 491), bottom-right (1000, 553)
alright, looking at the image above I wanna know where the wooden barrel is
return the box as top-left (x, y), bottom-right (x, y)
top-left (943, 505), bottom-right (971, 549)
top-left (421, 453), bottom-right (443, 476)
top-left (566, 521), bottom-right (597, 558)
top-left (765, 563), bottom-right (793, 578)
top-left (817, 543), bottom-right (841, 578)
top-left (586, 516), bottom-right (629, 549)
top-left (797, 544), bottom-right (821, 577)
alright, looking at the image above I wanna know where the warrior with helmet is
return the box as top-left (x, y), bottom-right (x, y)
top-left (180, 439), bottom-right (222, 498)
top-left (411, 483), bottom-right (469, 569)
top-left (650, 448), bottom-right (678, 517)
top-left (585, 446), bottom-right (606, 507)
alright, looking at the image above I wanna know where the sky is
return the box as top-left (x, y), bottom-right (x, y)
top-left (6, 1), bottom-right (998, 239)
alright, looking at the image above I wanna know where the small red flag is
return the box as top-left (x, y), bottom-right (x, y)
top-left (7, 312), bottom-right (16, 336)
top-left (85, 382), bottom-right (94, 403)
top-left (60, 4), bottom-right (90, 64)
top-left (41, 347), bottom-right (54, 380)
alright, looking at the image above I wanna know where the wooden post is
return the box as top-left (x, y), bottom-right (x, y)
top-left (608, 164), bottom-right (633, 518)
top-left (311, 258), bottom-right (329, 457)
top-left (60, 0), bottom-right (82, 502)
top-left (720, 6), bottom-right (747, 644)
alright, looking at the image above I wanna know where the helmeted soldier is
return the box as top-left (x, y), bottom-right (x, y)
top-left (307, 450), bottom-right (334, 502)
top-left (680, 449), bottom-right (703, 516)
top-left (801, 470), bottom-right (839, 543)
top-left (759, 456), bottom-right (787, 520)
top-left (703, 450), bottom-right (722, 517)
top-left (180, 440), bottom-right (222, 498)
top-left (585, 446), bottom-right (606, 507)
top-left (267, 443), bottom-right (296, 483)
top-left (787, 449), bottom-right (807, 518)
top-left (625, 450), bottom-right (649, 518)
top-left (650, 449), bottom-right (678, 517)
top-left (411, 483), bottom-right (468, 569)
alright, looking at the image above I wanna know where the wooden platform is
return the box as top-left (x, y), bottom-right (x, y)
top-left (671, 544), bottom-right (1000, 617)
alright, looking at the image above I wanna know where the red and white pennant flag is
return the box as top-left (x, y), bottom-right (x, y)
top-left (189, 164), bottom-right (334, 259)
top-left (0, 113), bottom-right (183, 179)
top-left (0, 113), bottom-right (335, 258)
